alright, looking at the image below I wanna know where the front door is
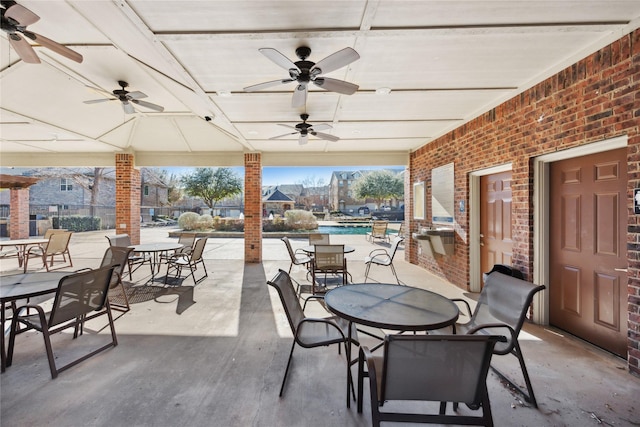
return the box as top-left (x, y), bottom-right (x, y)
top-left (549, 148), bottom-right (627, 357)
top-left (480, 171), bottom-right (514, 282)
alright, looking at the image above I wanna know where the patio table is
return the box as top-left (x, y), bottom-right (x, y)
top-left (129, 242), bottom-right (183, 283)
top-left (324, 283), bottom-right (459, 407)
top-left (300, 245), bottom-right (355, 254)
top-left (1, 271), bottom-right (68, 372)
top-left (0, 239), bottom-right (49, 273)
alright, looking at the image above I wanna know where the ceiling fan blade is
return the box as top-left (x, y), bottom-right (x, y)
top-left (259, 47), bottom-right (297, 71)
top-left (243, 79), bottom-right (294, 92)
top-left (310, 123), bottom-right (332, 132)
top-left (24, 31), bottom-right (83, 63)
top-left (5, 4), bottom-right (40, 26)
top-left (298, 134), bottom-right (309, 145)
top-left (276, 123), bottom-right (297, 130)
top-left (8, 34), bottom-right (40, 63)
top-left (131, 99), bottom-right (164, 112)
top-left (292, 84), bottom-right (307, 108)
top-left (83, 98), bottom-right (115, 104)
top-left (122, 101), bottom-right (135, 114)
top-left (269, 132), bottom-right (298, 140)
top-left (314, 131), bottom-right (340, 142)
top-left (313, 77), bottom-right (359, 95)
top-left (127, 91), bottom-right (148, 100)
top-left (311, 47), bottom-right (360, 75)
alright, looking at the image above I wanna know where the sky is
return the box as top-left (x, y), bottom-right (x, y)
top-left (166, 165), bottom-right (402, 186)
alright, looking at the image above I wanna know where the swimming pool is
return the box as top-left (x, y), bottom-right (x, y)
top-left (317, 225), bottom-right (370, 235)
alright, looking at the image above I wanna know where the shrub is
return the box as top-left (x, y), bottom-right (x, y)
top-left (53, 216), bottom-right (101, 232)
top-left (197, 214), bottom-right (214, 230)
top-left (178, 212), bottom-right (200, 231)
top-left (284, 210), bottom-right (318, 230)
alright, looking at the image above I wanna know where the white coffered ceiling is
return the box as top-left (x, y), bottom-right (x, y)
top-left (1, 1), bottom-right (639, 168)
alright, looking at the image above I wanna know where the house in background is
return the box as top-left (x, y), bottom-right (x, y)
top-left (262, 187), bottom-right (295, 217)
top-left (329, 169), bottom-right (404, 213)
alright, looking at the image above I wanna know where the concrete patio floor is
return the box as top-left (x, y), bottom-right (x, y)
top-left (1, 227), bottom-right (639, 426)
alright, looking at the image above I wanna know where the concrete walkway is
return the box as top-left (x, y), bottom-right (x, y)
top-left (1, 227), bottom-right (638, 426)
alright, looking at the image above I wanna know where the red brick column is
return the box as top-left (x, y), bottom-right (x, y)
top-left (244, 153), bottom-right (262, 262)
top-left (115, 153), bottom-right (141, 244)
top-left (9, 188), bottom-right (29, 239)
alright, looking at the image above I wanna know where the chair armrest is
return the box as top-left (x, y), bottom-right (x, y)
top-left (450, 298), bottom-right (473, 318)
top-left (296, 317), bottom-right (348, 342)
top-left (302, 294), bottom-right (326, 311)
top-left (465, 322), bottom-right (516, 354)
top-left (357, 346), bottom-right (379, 413)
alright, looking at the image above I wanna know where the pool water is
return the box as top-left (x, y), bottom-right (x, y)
top-left (317, 225), bottom-right (370, 235)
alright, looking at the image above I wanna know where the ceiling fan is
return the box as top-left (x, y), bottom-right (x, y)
top-left (84, 81), bottom-right (165, 114)
top-left (270, 114), bottom-right (339, 145)
top-left (0, 1), bottom-right (82, 63)
top-left (244, 46), bottom-right (360, 107)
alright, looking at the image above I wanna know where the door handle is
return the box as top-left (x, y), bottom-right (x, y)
top-left (614, 268), bottom-right (628, 273)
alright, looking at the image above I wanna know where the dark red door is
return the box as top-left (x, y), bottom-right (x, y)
top-left (549, 148), bottom-right (627, 357)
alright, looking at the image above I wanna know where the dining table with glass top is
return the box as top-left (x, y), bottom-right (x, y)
top-left (128, 242), bottom-right (183, 283)
top-left (324, 283), bottom-right (460, 407)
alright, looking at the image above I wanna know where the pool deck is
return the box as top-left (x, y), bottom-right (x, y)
top-left (1, 226), bottom-right (639, 427)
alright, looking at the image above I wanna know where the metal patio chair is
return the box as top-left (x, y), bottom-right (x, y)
top-left (106, 234), bottom-right (147, 280)
top-left (24, 231), bottom-right (73, 271)
top-left (78, 246), bottom-right (134, 312)
top-left (451, 271), bottom-right (546, 408)
top-left (366, 220), bottom-right (389, 244)
top-left (364, 236), bottom-right (404, 284)
top-left (6, 266), bottom-right (118, 379)
top-left (267, 269), bottom-right (359, 397)
top-left (164, 237), bottom-right (208, 285)
top-left (357, 334), bottom-right (504, 426)
top-left (311, 244), bottom-right (348, 293)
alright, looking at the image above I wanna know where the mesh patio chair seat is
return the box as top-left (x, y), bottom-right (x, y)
top-left (164, 237), bottom-right (208, 285)
top-left (448, 271), bottom-right (546, 408)
top-left (357, 334), bottom-right (504, 426)
top-left (160, 233), bottom-right (196, 263)
top-left (24, 231), bottom-right (73, 271)
top-left (311, 244), bottom-right (348, 294)
top-left (364, 236), bottom-right (404, 284)
top-left (77, 246), bottom-right (134, 312)
top-left (366, 220), bottom-right (389, 244)
top-left (267, 269), bottom-right (359, 397)
top-left (6, 265), bottom-right (118, 379)
top-left (106, 234), bottom-right (148, 280)
top-left (308, 233), bottom-right (330, 245)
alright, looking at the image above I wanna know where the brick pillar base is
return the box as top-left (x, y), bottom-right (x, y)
top-left (9, 188), bottom-right (30, 239)
top-left (115, 153), bottom-right (141, 244)
top-left (244, 153), bottom-right (262, 262)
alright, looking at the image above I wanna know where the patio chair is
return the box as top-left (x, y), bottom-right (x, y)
top-left (106, 234), bottom-right (147, 280)
top-left (451, 271), bottom-right (546, 408)
top-left (160, 233), bottom-right (196, 263)
top-left (6, 265), bottom-right (118, 379)
top-left (281, 236), bottom-right (312, 275)
top-left (24, 231), bottom-right (73, 271)
top-left (79, 246), bottom-right (134, 312)
top-left (308, 233), bottom-right (330, 245)
top-left (364, 236), bottom-right (404, 284)
top-left (43, 228), bottom-right (68, 239)
top-left (366, 220), bottom-right (389, 244)
top-left (164, 237), bottom-right (208, 285)
top-left (357, 334), bottom-right (504, 426)
top-left (267, 269), bottom-right (359, 397)
top-left (311, 244), bottom-right (348, 294)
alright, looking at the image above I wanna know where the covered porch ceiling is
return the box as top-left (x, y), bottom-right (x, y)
top-left (1, 1), bottom-right (639, 168)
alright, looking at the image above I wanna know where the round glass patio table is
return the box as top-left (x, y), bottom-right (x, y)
top-left (128, 243), bottom-right (183, 283)
top-left (300, 245), bottom-right (355, 254)
top-left (324, 283), bottom-right (459, 407)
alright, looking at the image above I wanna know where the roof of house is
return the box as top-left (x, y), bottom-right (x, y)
top-left (262, 188), bottom-right (294, 203)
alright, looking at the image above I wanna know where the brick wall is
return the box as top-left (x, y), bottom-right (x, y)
top-left (244, 153), bottom-right (262, 262)
top-left (9, 188), bottom-right (29, 239)
top-left (115, 154), bottom-right (141, 244)
top-left (408, 29), bottom-right (640, 374)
